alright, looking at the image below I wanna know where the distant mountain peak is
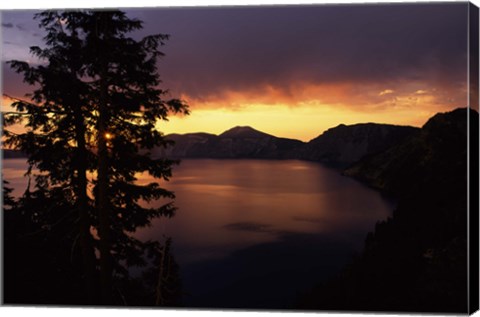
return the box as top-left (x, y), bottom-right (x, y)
top-left (219, 126), bottom-right (272, 138)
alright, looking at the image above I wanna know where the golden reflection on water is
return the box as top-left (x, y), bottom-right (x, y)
top-left (133, 159), bottom-right (393, 265)
top-left (2, 158), bottom-right (393, 266)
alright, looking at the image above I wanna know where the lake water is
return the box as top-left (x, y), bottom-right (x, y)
top-left (2, 158), bottom-right (392, 309)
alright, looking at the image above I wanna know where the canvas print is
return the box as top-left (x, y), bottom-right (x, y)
top-left (1, 1), bottom-right (479, 314)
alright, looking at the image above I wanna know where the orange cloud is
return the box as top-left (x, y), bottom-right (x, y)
top-left (159, 78), bottom-right (467, 141)
top-left (178, 78), bottom-right (465, 112)
top-left (379, 89), bottom-right (395, 96)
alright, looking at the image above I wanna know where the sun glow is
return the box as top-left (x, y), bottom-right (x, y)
top-left (156, 80), bottom-right (464, 142)
top-left (157, 101), bottom-right (430, 142)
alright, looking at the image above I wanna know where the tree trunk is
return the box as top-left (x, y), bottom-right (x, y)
top-left (74, 109), bottom-right (98, 304)
top-left (97, 64), bottom-right (113, 305)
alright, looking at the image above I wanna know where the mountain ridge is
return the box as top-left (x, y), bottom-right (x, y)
top-left (219, 126), bottom-right (273, 139)
top-left (155, 125), bottom-right (304, 160)
top-left (152, 123), bottom-right (419, 166)
top-left (301, 123), bottom-right (419, 166)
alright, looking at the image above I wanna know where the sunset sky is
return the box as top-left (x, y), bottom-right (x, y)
top-left (1, 3), bottom-right (470, 141)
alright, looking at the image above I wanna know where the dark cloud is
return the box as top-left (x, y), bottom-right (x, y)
top-left (2, 4), bottom-right (469, 107)
top-left (1, 22), bottom-right (13, 28)
top-left (126, 3), bottom-right (468, 101)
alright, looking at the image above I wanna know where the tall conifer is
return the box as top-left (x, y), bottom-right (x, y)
top-left (3, 10), bottom-right (188, 305)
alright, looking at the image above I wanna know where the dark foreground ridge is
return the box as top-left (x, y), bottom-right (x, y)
top-left (297, 107), bottom-right (478, 313)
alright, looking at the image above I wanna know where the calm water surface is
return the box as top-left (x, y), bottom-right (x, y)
top-left (2, 158), bottom-right (392, 309)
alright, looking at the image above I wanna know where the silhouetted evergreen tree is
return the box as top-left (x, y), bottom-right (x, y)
top-left (2, 179), bottom-right (15, 210)
top-left (3, 9), bottom-right (188, 305)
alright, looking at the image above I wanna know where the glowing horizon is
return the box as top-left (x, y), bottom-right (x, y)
top-left (156, 80), bottom-right (466, 142)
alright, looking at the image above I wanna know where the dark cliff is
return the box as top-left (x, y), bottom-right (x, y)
top-left (299, 108), bottom-right (478, 313)
top-left (302, 123), bottom-right (419, 167)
